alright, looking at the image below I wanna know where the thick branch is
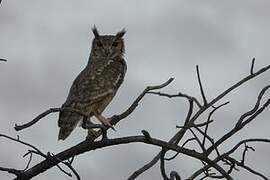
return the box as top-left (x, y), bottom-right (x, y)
top-left (13, 135), bottom-right (204, 180)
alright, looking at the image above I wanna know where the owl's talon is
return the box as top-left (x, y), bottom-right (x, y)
top-left (110, 126), bottom-right (116, 131)
top-left (103, 122), bottom-right (116, 131)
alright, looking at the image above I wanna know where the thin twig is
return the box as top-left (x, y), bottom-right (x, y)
top-left (147, 91), bottom-right (202, 108)
top-left (23, 151), bottom-right (33, 171)
top-left (49, 153), bottom-right (81, 180)
top-left (176, 120), bottom-right (213, 129)
top-left (206, 85), bottom-right (270, 155)
top-left (202, 101), bottom-right (230, 147)
top-left (237, 85), bottom-right (270, 127)
top-left (0, 134), bottom-right (44, 155)
top-left (189, 138), bottom-right (270, 179)
top-left (241, 143), bottom-right (255, 165)
top-left (190, 128), bottom-right (206, 152)
top-left (196, 65), bottom-right (207, 105)
top-left (250, 58), bottom-right (255, 75)
top-left (226, 156), bottom-right (268, 180)
top-left (141, 130), bottom-right (152, 142)
top-left (14, 107), bottom-right (88, 131)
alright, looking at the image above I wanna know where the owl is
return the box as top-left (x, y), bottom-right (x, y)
top-left (58, 26), bottom-right (127, 140)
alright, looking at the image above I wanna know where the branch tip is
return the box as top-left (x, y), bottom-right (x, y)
top-left (196, 65), bottom-right (207, 105)
top-left (250, 57), bottom-right (255, 75)
top-left (141, 130), bottom-right (152, 141)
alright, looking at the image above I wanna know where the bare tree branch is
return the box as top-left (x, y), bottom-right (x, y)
top-left (11, 135), bottom-right (204, 180)
top-left (196, 65), bottom-right (208, 105)
top-left (189, 138), bottom-right (270, 179)
top-left (0, 58), bottom-right (7, 62)
top-left (202, 101), bottom-right (230, 147)
top-left (250, 57), bottom-right (255, 75)
top-left (128, 60), bottom-right (270, 179)
top-left (15, 107), bottom-right (88, 131)
top-left (0, 134), bottom-right (81, 179)
top-left (15, 78), bottom-right (174, 133)
top-left (0, 60), bottom-right (269, 179)
top-left (147, 91), bottom-right (202, 108)
top-left (206, 85), bottom-right (270, 155)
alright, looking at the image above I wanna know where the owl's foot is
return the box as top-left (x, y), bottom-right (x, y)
top-left (103, 118), bottom-right (112, 127)
top-left (94, 112), bottom-right (116, 131)
top-left (100, 118), bottom-right (116, 131)
top-left (86, 129), bottom-right (99, 140)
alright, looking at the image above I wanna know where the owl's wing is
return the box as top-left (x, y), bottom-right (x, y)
top-left (64, 57), bottom-right (126, 106)
top-left (58, 57), bottom-right (126, 140)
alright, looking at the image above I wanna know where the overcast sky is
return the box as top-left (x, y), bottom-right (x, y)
top-left (0, 0), bottom-right (270, 180)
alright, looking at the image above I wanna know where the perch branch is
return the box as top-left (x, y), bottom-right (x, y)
top-left (12, 135), bottom-right (204, 180)
top-left (84, 78), bottom-right (174, 141)
top-left (14, 78), bottom-right (174, 133)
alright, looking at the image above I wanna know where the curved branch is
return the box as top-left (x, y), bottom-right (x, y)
top-left (206, 85), bottom-right (270, 155)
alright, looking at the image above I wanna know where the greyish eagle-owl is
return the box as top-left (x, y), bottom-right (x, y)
top-left (58, 27), bottom-right (127, 140)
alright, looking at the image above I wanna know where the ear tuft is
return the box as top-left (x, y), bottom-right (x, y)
top-left (92, 25), bottom-right (100, 38)
top-left (116, 28), bottom-right (126, 39)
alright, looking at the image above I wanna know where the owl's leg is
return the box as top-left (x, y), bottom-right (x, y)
top-left (87, 128), bottom-right (99, 140)
top-left (93, 110), bottom-right (112, 127)
top-left (81, 116), bottom-right (99, 139)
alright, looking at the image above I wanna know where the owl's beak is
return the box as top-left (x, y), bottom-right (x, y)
top-left (104, 49), bottom-right (111, 56)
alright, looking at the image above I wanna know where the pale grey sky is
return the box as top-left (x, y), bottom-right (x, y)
top-left (0, 0), bottom-right (270, 180)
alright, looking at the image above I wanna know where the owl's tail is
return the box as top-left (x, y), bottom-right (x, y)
top-left (58, 111), bottom-right (81, 141)
top-left (58, 127), bottom-right (74, 140)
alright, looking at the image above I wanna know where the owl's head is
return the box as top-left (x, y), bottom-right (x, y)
top-left (91, 26), bottom-right (126, 57)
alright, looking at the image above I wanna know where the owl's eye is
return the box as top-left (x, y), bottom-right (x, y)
top-left (96, 41), bottom-right (102, 47)
top-left (112, 42), bottom-right (118, 47)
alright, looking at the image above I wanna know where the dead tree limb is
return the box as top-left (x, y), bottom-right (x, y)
top-left (0, 60), bottom-right (269, 179)
top-left (128, 59), bottom-right (270, 179)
